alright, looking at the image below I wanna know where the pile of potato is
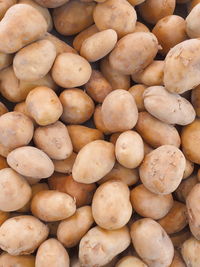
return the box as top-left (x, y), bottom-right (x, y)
top-left (1, 0), bottom-right (200, 266)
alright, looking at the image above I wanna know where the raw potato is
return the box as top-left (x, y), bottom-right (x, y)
top-left (134, 21), bottom-right (150, 33)
top-left (0, 0), bottom-right (17, 20)
top-left (170, 250), bottom-right (186, 267)
top-left (35, 0), bottom-right (69, 8)
top-left (116, 256), bottom-right (147, 267)
top-left (139, 145), bottom-right (186, 195)
top-left (53, 152), bottom-right (77, 174)
top-left (109, 133), bottom-right (121, 145)
top-left (79, 226), bottom-right (131, 267)
top-left (57, 206), bottom-right (94, 248)
top-left (72, 140), bottom-right (115, 183)
top-left (0, 52), bottom-right (13, 71)
top-left (181, 237), bottom-right (200, 267)
top-left (93, 105), bottom-right (112, 135)
top-left (128, 84), bottom-right (147, 111)
top-left (0, 102), bottom-right (8, 116)
top-left (188, 0), bottom-right (200, 12)
top-left (131, 218), bottom-right (174, 267)
top-left (60, 89), bottom-right (94, 124)
top-left (34, 121), bottom-right (73, 160)
top-left (0, 156), bottom-right (8, 170)
top-left (52, 53), bottom-right (92, 88)
top-left (183, 159), bottom-right (194, 179)
top-left (102, 90), bottom-right (138, 132)
top-left (143, 86), bottom-right (196, 125)
top-left (109, 32), bottom-right (158, 75)
top-left (186, 4), bottom-right (200, 38)
top-left (192, 85), bottom-right (200, 117)
top-left (0, 254), bottom-right (35, 267)
top-left (130, 184), bottom-right (174, 220)
top-left (53, 1), bottom-right (95, 35)
top-left (0, 215), bottom-right (49, 255)
top-left (0, 4), bottom-right (47, 54)
top-left (26, 87), bottom-right (63, 126)
top-left (7, 146), bottom-right (54, 179)
top-left (93, 0), bottom-right (137, 38)
top-left (175, 175), bottom-right (198, 203)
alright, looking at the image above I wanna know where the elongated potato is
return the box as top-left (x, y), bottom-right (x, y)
top-left (181, 237), bottom-right (200, 267)
top-left (116, 256), bottom-right (147, 267)
top-left (175, 175), bottom-right (198, 203)
top-left (93, 105), bottom-right (112, 135)
top-left (53, 152), bottom-right (77, 174)
top-left (0, 254), bottom-right (35, 267)
top-left (128, 84), bottom-right (147, 111)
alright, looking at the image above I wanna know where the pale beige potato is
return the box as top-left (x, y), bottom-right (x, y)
top-left (0, 0), bottom-right (17, 20)
top-left (59, 88), bottom-right (94, 124)
top-left (128, 84), bottom-right (147, 111)
top-left (133, 21), bottom-right (150, 32)
top-left (0, 215), bottom-right (49, 255)
top-left (53, 1), bottom-right (95, 36)
top-left (0, 4), bottom-right (47, 54)
top-left (115, 130), bottom-right (144, 169)
top-left (102, 89), bottom-right (138, 132)
top-left (0, 155), bottom-right (8, 169)
top-left (93, 105), bottom-right (112, 135)
top-left (135, 112), bottom-right (181, 148)
top-left (0, 111), bottom-right (34, 150)
top-left (164, 39), bottom-right (200, 94)
top-left (191, 85), bottom-right (200, 117)
top-left (93, 0), bottom-right (137, 38)
top-left (72, 140), bottom-right (115, 184)
top-left (92, 180), bottom-right (132, 230)
top-left (0, 102), bottom-right (8, 116)
top-left (182, 237), bottom-right (200, 267)
top-left (36, 238), bottom-right (69, 267)
top-left (34, 121), bottom-right (73, 160)
top-left (116, 256), bottom-right (147, 267)
top-left (170, 228), bottom-right (191, 249)
top-left (183, 159), bottom-right (194, 179)
top-left (52, 53), bottom-right (92, 88)
top-left (26, 86), bottom-right (63, 126)
top-left (170, 250), bottom-right (186, 267)
top-left (131, 218), bottom-right (174, 267)
top-left (109, 32), bottom-right (158, 75)
top-left (7, 146), bottom-right (54, 179)
top-left (140, 145), bottom-right (186, 195)
top-left (186, 4), bottom-right (200, 38)
top-left (143, 86), bottom-right (196, 125)
top-left (130, 184), bottom-right (174, 220)
top-left (53, 152), bottom-right (77, 174)
top-left (79, 226), bottom-right (131, 267)
top-left (57, 206), bottom-right (94, 248)
top-left (67, 125), bottom-right (104, 152)
top-left (0, 52), bottom-right (13, 71)
top-left (0, 254), bottom-right (35, 267)
top-left (13, 40), bottom-right (56, 82)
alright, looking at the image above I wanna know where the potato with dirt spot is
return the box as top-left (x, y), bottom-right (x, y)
top-left (53, 153), bottom-right (77, 174)
top-left (0, 254), bottom-right (35, 267)
top-left (181, 237), bottom-right (200, 267)
top-left (116, 256), bottom-right (147, 267)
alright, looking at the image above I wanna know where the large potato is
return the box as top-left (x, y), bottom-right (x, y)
top-left (53, 152), bottom-right (77, 174)
top-left (0, 0), bottom-right (17, 20)
top-left (128, 84), bottom-right (147, 111)
top-left (0, 215), bottom-right (49, 255)
top-left (116, 256), bottom-right (147, 267)
top-left (139, 145), bottom-right (186, 195)
top-left (109, 32), bottom-right (158, 75)
top-left (93, 105), bottom-right (112, 135)
top-left (0, 253), bottom-right (35, 267)
top-left (34, 0), bottom-right (69, 8)
top-left (181, 237), bottom-right (200, 267)
top-left (131, 218), bottom-right (174, 267)
top-left (7, 146), bottom-right (54, 178)
top-left (0, 52), bottom-right (13, 71)
top-left (186, 3), bottom-right (200, 38)
top-left (0, 4), bottom-right (47, 54)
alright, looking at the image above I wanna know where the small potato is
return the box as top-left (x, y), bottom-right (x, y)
top-left (128, 84), bottom-right (147, 111)
top-left (0, 4), bottom-right (47, 54)
top-left (34, 0), bottom-right (69, 8)
top-left (67, 125), bottom-right (103, 152)
top-left (0, 52), bottom-right (13, 71)
top-left (0, 156), bottom-right (8, 169)
top-left (36, 238), bottom-right (69, 267)
top-left (72, 140), bottom-right (115, 183)
top-left (93, 105), bottom-right (112, 135)
top-left (139, 145), bottom-right (186, 195)
top-left (59, 89), bottom-right (94, 124)
top-left (116, 256), bottom-right (147, 267)
top-left (52, 53), bottom-right (92, 88)
top-left (109, 32), bottom-right (158, 75)
top-left (93, 0), bottom-right (137, 38)
top-left (79, 226), bottom-right (131, 267)
top-left (53, 152), bottom-right (77, 174)
top-left (183, 159), bottom-right (194, 179)
top-left (7, 146), bottom-right (54, 179)
top-left (130, 184), bottom-right (174, 220)
top-left (26, 86), bottom-right (63, 126)
top-left (85, 70), bottom-right (113, 103)
top-left (0, 215), bottom-right (49, 255)
top-left (0, 111), bottom-right (34, 150)
top-left (135, 112), bottom-right (181, 148)
top-left (0, 254), bottom-right (35, 267)
top-left (131, 218), bottom-right (174, 267)
top-left (191, 85), bottom-right (200, 117)
top-left (0, 0), bottom-right (17, 20)
top-left (115, 130), bottom-right (144, 169)
top-left (133, 21), bottom-right (150, 32)
top-left (170, 250), bottom-right (186, 267)
top-left (48, 174), bottom-right (96, 207)
top-left (57, 206), bottom-right (94, 248)
top-left (175, 175), bottom-right (198, 203)
top-left (53, 1), bottom-right (95, 36)
top-left (102, 90), bottom-right (138, 132)
top-left (181, 237), bottom-right (200, 267)
top-left (186, 4), bottom-right (200, 38)
top-left (0, 102), bottom-right (8, 116)
top-left (143, 86), bottom-right (196, 125)
top-left (170, 228), bottom-right (191, 249)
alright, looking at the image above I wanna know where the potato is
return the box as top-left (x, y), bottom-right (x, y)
top-left (115, 130), bottom-right (144, 169)
top-left (53, 1), bottom-right (95, 36)
top-left (128, 84), bottom-right (147, 111)
top-left (0, 253), bottom-right (35, 267)
top-left (170, 250), bottom-right (186, 267)
top-left (67, 125), bottom-right (103, 152)
top-left (85, 70), bottom-right (113, 103)
top-left (93, 0), bottom-right (137, 38)
top-left (0, 215), bottom-right (49, 255)
top-left (109, 132), bottom-right (120, 145)
top-left (116, 256), bottom-right (147, 267)
top-left (152, 15), bottom-right (187, 55)
top-left (93, 105), bottom-right (112, 135)
top-left (57, 206), bottom-right (94, 248)
top-left (79, 226), bottom-right (131, 267)
top-left (191, 85), bottom-right (200, 117)
top-left (34, 0), bottom-right (69, 8)
top-left (134, 21), bottom-right (150, 33)
top-left (0, 4), bottom-right (47, 54)
top-left (48, 174), bottom-right (96, 207)
top-left (14, 102), bottom-right (36, 126)
top-left (164, 39), bottom-right (200, 94)
top-left (183, 159), bottom-right (194, 179)
top-left (0, 0), bottom-right (17, 20)
top-left (0, 156), bottom-right (7, 169)
top-left (143, 86), bottom-right (196, 125)
top-left (131, 218), bottom-right (174, 267)
top-left (59, 89), bottom-right (94, 124)
top-left (52, 53), bottom-right (92, 88)
top-left (170, 228), bottom-right (191, 249)
top-left (109, 32), bottom-right (158, 75)
top-left (7, 146), bottom-right (54, 179)
top-left (53, 152), bottom-right (77, 174)
top-left (26, 86), bottom-right (63, 126)
top-left (181, 237), bottom-right (200, 267)
top-left (0, 102), bottom-right (8, 116)
top-left (186, 4), bottom-right (200, 38)
top-left (130, 184), bottom-right (174, 220)
top-left (0, 112), bottom-right (34, 150)
top-left (135, 112), bottom-right (181, 148)
top-left (0, 211), bottom-right (9, 226)
top-left (175, 175), bottom-right (198, 203)
top-left (188, 0), bottom-right (200, 12)
top-left (0, 143), bottom-right (11, 158)
top-left (0, 52), bottom-right (13, 71)
top-left (139, 145), bottom-right (186, 195)
top-left (143, 142), bottom-right (153, 155)
top-left (36, 238), bottom-right (69, 267)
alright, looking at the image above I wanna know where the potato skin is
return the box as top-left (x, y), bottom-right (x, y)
top-left (0, 253), bottom-right (35, 267)
top-left (53, 153), bottom-right (77, 174)
top-left (181, 237), bottom-right (200, 267)
top-left (128, 84), bottom-right (147, 111)
top-left (183, 159), bottom-right (194, 179)
top-left (191, 85), bottom-right (200, 117)
top-left (0, 52), bottom-right (13, 71)
top-left (0, 0), bottom-right (17, 20)
top-left (93, 105), bottom-right (112, 135)
top-left (0, 102), bottom-right (8, 116)
top-left (116, 256), bottom-right (147, 267)
top-left (35, 0), bottom-right (69, 8)
top-left (170, 228), bottom-right (191, 250)
top-left (0, 215), bottom-right (49, 255)
top-left (186, 4), bottom-right (200, 38)
top-left (175, 175), bottom-right (198, 203)
top-left (169, 250), bottom-right (186, 267)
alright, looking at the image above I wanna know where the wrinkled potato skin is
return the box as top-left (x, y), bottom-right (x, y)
top-left (53, 153), bottom-right (77, 174)
top-left (0, 253), bottom-right (35, 267)
top-left (0, 0), bottom-right (17, 20)
top-left (93, 105), bottom-right (112, 135)
top-left (128, 84), bottom-right (147, 111)
top-left (183, 159), bottom-right (194, 179)
top-left (34, 0), bottom-right (69, 8)
top-left (181, 237), bottom-right (200, 267)
top-left (0, 102), bottom-right (8, 116)
top-left (0, 52), bottom-right (13, 71)
top-left (175, 175), bottom-right (198, 203)
top-left (116, 256), bottom-right (147, 267)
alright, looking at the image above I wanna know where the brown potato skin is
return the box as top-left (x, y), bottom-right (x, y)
top-left (183, 159), bottom-right (194, 179)
top-left (93, 105), bottom-right (112, 135)
top-left (181, 237), bottom-right (200, 267)
top-left (192, 85), bottom-right (200, 117)
top-left (0, 211), bottom-right (9, 226)
top-left (128, 84), bottom-right (147, 111)
top-left (0, 102), bottom-right (8, 116)
top-left (170, 228), bottom-right (191, 249)
top-left (35, 0), bottom-right (69, 8)
top-left (116, 256), bottom-right (147, 267)
top-left (0, 52), bottom-right (13, 71)
top-left (170, 250), bottom-right (186, 267)
top-left (53, 152), bottom-right (77, 174)
top-left (0, 0), bottom-right (17, 20)
top-left (0, 253), bottom-right (35, 267)
top-left (175, 175), bottom-right (198, 203)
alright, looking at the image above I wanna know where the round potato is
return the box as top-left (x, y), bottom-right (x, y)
top-left (14, 102), bottom-right (35, 124)
top-left (0, 52), bottom-right (13, 71)
top-left (93, 105), bottom-right (112, 135)
top-left (183, 159), bottom-right (194, 179)
top-left (186, 3), bottom-right (200, 38)
top-left (116, 256), bottom-right (147, 267)
top-left (175, 175), bottom-right (198, 203)
top-left (53, 152), bottom-right (77, 174)
top-left (128, 84), bottom-right (147, 111)
top-left (34, 0), bottom-right (69, 8)
top-left (181, 237), bottom-right (200, 267)
top-left (0, 254), bottom-right (35, 267)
